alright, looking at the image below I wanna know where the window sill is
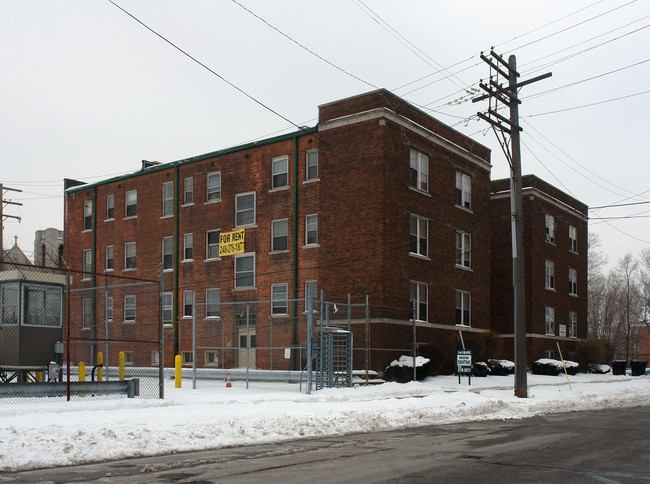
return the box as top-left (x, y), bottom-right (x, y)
top-left (205, 316), bottom-right (222, 321)
top-left (545, 287), bottom-right (556, 292)
top-left (205, 258), bottom-right (221, 263)
top-left (302, 244), bottom-right (319, 249)
top-left (455, 323), bottom-right (471, 328)
top-left (181, 259), bottom-right (194, 263)
top-left (409, 253), bottom-right (430, 261)
top-left (234, 224), bottom-right (257, 230)
top-left (269, 186), bottom-right (290, 193)
top-left (104, 218), bottom-right (114, 223)
top-left (569, 293), bottom-right (578, 298)
top-left (163, 268), bottom-right (173, 273)
top-left (123, 268), bottom-right (137, 272)
top-left (271, 313), bottom-right (289, 318)
top-left (181, 203), bottom-right (194, 208)
top-left (455, 204), bottom-right (473, 214)
top-left (161, 214), bottom-right (174, 220)
top-left (233, 286), bottom-right (257, 292)
top-left (104, 268), bottom-right (114, 273)
top-left (408, 186), bottom-right (431, 197)
top-left (163, 323), bottom-right (174, 328)
top-left (82, 229), bottom-right (92, 233)
top-left (455, 264), bottom-right (472, 272)
top-left (545, 239), bottom-right (556, 245)
top-left (181, 316), bottom-right (193, 320)
top-left (123, 321), bottom-right (136, 324)
top-left (269, 249), bottom-right (290, 255)
top-left (205, 199), bottom-right (222, 205)
top-left (124, 216), bottom-right (137, 221)
top-left (303, 178), bottom-right (320, 185)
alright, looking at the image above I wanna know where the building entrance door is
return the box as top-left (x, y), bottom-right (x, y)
top-left (237, 327), bottom-right (256, 368)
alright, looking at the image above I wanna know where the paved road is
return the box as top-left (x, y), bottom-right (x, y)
top-left (3, 405), bottom-right (649, 483)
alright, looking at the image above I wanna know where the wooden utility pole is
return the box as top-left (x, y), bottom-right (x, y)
top-left (0, 183), bottom-right (23, 265)
top-left (473, 51), bottom-right (551, 398)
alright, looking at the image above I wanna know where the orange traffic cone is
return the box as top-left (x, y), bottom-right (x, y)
top-left (226, 372), bottom-right (232, 388)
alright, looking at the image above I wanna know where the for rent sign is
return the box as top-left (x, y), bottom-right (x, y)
top-left (219, 229), bottom-right (245, 257)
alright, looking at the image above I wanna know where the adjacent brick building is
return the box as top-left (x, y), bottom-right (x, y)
top-left (63, 89), bottom-right (588, 372)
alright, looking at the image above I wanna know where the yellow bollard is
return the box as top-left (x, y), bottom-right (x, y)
top-left (97, 352), bottom-right (103, 381)
top-left (79, 362), bottom-right (86, 397)
top-left (175, 355), bottom-right (182, 388)
top-left (119, 352), bottom-right (125, 381)
top-left (35, 371), bottom-right (42, 382)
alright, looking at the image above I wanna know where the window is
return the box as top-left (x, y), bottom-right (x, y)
top-left (410, 281), bottom-right (427, 322)
top-left (545, 306), bottom-right (555, 335)
top-left (409, 149), bottom-right (428, 192)
top-left (272, 156), bottom-right (289, 188)
top-left (206, 230), bottom-right (220, 260)
top-left (183, 233), bottom-right (193, 261)
top-left (125, 190), bottom-right (137, 218)
top-left (106, 195), bottom-right (114, 220)
top-left (183, 290), bottom-right (193, 318)
top-left (544, 350), bottom-right (555, 359)
top-left (162, 237), bottom-right (173, 270)
top-left (272, 219), bottom-right (288, 252)
top-left (124, 295), bottom-right (136, 322)
top-left (83, 249), bottom-right (92, 279)
top-left (83, 298), bottom-right (92, 329)
top-left (162, 292), bottom-right (173, 323)
top-left (106, 296), bottom-right (113, 322)
top-left (306, 150), bottom-right (318, 180)
top-left (162, 182), bottom-right (174, 217)
top-left (456, 290), bottom-right (471, 326)
top-left (236, 192), bottom-right (255, 226)
top-left (568, 311), bottom-right (577, 338)
top-left (569, 225), bottom-right (578, 252)
top-left (1, 284), bottom-right (18, 326)
top-left (206, 288), bottom-right (220, 318)
top-left (545, 214), bottom-right (555, 243)
top-left (151, 350), bottom-right (161, 366)
top-left (83, 201), bottom-right (93, 231)
top-left (409, 215), bottom-right (428, 257)
top-left (125, 242), bottom-right (136, 270)
top-left (123, 351), bottom-right (135, 366)
top-left (182, 351), bottom-right (193, 366)
top-left (24, 285), bottom-right (62, 327)
top-left (569, 268), bottom-right (578, 295)
top-left (205, 351), bottom-right (219, 367)
top-left (545, 260), bottom-right (555, 290)
top-left (456, 171), bottom-right (471, 209)
top-left (184, 177), bottom-right (194, 204)
top-left (271, 284), bottom-right (288, 315)
top-left (306, 214), bottom-right (318, 246)
top-left (106, 246), bottom-right (114, 271)
top-left (305, 280), bottom-right (317, 310)
top-left (207, 172), bottom-right (221, 202)
top-left (455, 231), bottom-right (471, 268)
top-left (235, 253), bottom-right (255, 288)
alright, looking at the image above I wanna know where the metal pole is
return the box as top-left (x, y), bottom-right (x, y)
top-left (246, 300), bottom-right (250, 390)
top-left (412, 300), bottom-right (417, 382)
top-left (269, 313), bottom-right (273, 370)
top-left (319, 289), bottom-right (324, 389)
top-left (509, 54), bottom-right (528, 398)
top-left (192, 291), bottom-right (196, 389)
top-left (306, 290), bottom-right (313, 394)
top-left (365, 295), bottom-right (370, 385)
top-left (105, 272), bottom-right (110, 381)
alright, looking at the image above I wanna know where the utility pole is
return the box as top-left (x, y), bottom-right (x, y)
top-left (473, 51), bottom-right (551, 398)
top-left (0, 183), bottom-right (23, 265)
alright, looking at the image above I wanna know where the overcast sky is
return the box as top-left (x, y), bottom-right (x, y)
top-left (2, 0), bottom-right (649, 267)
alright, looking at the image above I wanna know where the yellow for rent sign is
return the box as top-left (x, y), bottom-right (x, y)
top-left (219, 229), bottom-right (245, 257)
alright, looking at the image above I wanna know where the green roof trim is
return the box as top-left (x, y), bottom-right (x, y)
top-left (65, 126), bottom-right (318, 194)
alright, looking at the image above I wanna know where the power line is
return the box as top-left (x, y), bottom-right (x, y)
top-left (526, 89), bottom-right (650, 117)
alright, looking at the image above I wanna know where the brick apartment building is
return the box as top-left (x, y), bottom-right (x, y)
top-left (490, 175), bottom-right (588, 363)
top-left (63, 89), bottom-right (587, 372)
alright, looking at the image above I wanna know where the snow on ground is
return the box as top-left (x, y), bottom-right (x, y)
top-left (0, 373), bottom-right (647, 472)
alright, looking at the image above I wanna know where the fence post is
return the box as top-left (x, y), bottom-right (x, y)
top-left (366, 295), bottom-right (370, 385)
top-left (319, 289), bottom-right (324, 390)
top-left (159, 264), bottom-right (165, 400)
top-left (246, 299), bottom-right (250, 390)
top-left (66, 270), bottom-right (71, 401)
top-left (192, 291), bottom-right (196, 390)
top-left (306, 290), bottom-right (313, 394)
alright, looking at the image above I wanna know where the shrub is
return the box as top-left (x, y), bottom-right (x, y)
top-left (577, 339), bottom-right (615, 370)
top-left (472, 361), bottom-right (490, 377)
top-left (384, 356), bottom-right (432, 383)
top-left (487, 359), bottom-right (515, 375)
top-left (533, 358), bottom-right (562, 375)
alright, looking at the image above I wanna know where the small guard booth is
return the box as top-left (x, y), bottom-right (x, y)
top-left (0, 266), bottom-right (66, 382)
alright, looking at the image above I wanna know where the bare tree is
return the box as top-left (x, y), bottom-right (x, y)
top-left (587, 233), bottom-right (608, 338)
top-left (612, 254), bottom-right (642, 361)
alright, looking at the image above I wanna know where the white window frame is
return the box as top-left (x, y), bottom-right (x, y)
top-left (206, 172), bottom-right (221, 202)
top-left (272, 155), bottom-right (289, 189)
top-left (271, 283), bottom-right (289, 316)
top-left (105, 245), bottom-right (114, 271)
top-left (234, 253), bottom-right (256, 289)
top-left (106, 296), bottom-right (113, 322)
top-left (206, 288), bottom-right (220, 318)
top-left (456, 171), bottom-right (471, 209)
top-left (162, 181), bottom-right (174, 217)
top-left (409, 214), bottom-right (428, 258)
top-left (162, 292), bottom-right (173, 323)
top-left (410, 281), bottom-right (428, 322)
top-left (545, 259), bottom-right (555, 290)
top-left (206, 230), bottom-right (220, 260)
top-left (545, 214), bottom-right (555, 243)
top-left (409, 149), bottom-right (428, 192)
top-left (183, 233), bottom-right (193, 261)
top-left (545, 306), bottom-right (555, 335)
top-left (125, 190), bottom-right (137, 218)
top-left (235, 192), bottom-right (256, 227)
top-left (82, 298), bottom-right (92, 329)
top-left (82, 249), bottom-right (92, 279)
top-left (569, 268), bottom-right (578, 295)
top-left (568, 311), bottom-right (577, 338)
top-left (106, 194), bottom-right (114, 220)
top-left (124, 295), bottom-right (136, 323)
top-left (456, 290), bottom-right (471, 327)
top-left (184, 177), bottom-right (194, 205)
top-left (123, 351), bottom-right (135, 366)
top-left (305, 214), bottom-right (318, 246)
top-left (83, 201), bottom-right (93, 231)
top-left (569, 225), bottom-right (578, 252)
top-left (162, 236), bottom-right (173, 271)
top-left (204, 350), bottom-right (219, 367)
top-left (455, 231), bottom-right (471, 269)
top-left (183, 290), bottom-right (193, 318)
top-left (124, 242), bottom-right (136, 270)
top-left (182, 351), bottom-right (193, 366)
top-left (271, 219), bottom-right (289, 252)
top-left (306, 150), bottom-right (318, 181)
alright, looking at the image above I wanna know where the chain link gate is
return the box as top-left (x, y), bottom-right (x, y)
top-left (313, 327), bottom-right (352, 390)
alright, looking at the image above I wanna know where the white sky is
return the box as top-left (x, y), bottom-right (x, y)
top-left (0, 373), bottom-right (648, 472)
top-left (2, 1), bottom-right (649, 267)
